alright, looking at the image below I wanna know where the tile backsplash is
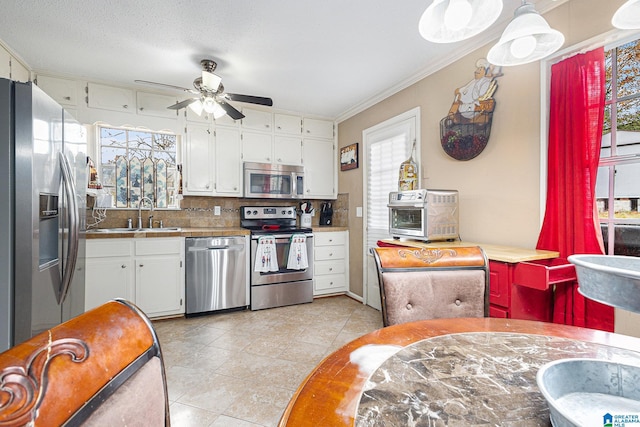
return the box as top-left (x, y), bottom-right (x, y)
top-left (87, 194), bottom-right (349, 229)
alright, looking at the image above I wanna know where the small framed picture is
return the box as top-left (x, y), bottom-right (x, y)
top-left (340, 143), bottom-right (359, 171)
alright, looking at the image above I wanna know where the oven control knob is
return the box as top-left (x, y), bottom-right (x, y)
top-left (245, 211), bottom-right (251, 215)
top-left (252, 210), bottom-right (258, 215)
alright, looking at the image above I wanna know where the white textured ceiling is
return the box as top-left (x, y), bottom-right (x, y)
top-left (0, 0), bottom-right (564, 121)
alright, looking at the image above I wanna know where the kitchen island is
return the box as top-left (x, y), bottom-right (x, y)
top-left (379, 239), bottom-right (571, 320)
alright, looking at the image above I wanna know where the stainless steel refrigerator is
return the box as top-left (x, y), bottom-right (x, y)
top-left (0, 78), bottom-right (87, 352)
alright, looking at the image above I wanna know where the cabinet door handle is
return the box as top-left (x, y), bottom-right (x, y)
top-left (121, 264), bottom-right (126, 268)
top-left (329, 267), bottom-right (333, 271)
top-left (123, 104), bottom-right (128, 109)
top-left (139, 264), bottom-right (144, 267)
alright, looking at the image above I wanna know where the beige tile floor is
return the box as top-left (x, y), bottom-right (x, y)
top-left (153, 296), bottom-right (383, 427)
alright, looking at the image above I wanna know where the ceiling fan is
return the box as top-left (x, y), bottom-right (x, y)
top-left (135, 59), bottom-right (273, 120)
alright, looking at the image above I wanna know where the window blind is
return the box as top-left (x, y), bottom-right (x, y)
top-left (366, 132), bottom-right (412, 250)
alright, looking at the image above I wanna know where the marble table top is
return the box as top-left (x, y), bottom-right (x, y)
top-left (355, 332), bottom-right (640, 426)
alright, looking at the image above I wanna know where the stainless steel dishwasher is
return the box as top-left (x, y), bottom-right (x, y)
top-left (185, 236), bottom-right (249, 315)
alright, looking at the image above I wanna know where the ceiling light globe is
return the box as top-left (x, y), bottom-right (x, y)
top-left (444, 0), bottom-right (473, 31)
top-left (212, 103), bottom-right (227, 119)
top-left (188, 100), bottom-right (204, 116)
top-left (612, 0), bottom-right (640, 29)
top-left (510, 35), bottom-right (537, 58)
top-left (203, 97), bottom-right (216, 114)
top-left (487, 2), bottom-right (564, 66)
top-left (419, 0), bottom-right (502, 43)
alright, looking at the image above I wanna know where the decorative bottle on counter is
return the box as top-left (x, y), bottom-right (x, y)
top-left (398, 139), bottom-right (418, 191)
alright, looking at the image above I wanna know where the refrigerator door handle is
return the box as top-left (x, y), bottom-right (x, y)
top-left (58, 152), bottom-right (79, 304)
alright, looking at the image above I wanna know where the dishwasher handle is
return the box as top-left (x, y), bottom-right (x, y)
top-left (188, 244), bottom-right (244, 252)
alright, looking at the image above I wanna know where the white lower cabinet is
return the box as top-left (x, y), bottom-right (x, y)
top-left (86, 237), bottom-right (185, 318)
top-left (313, 230), bottom-right (349, 296)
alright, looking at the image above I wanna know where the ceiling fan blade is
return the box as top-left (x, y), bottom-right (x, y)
top-left (218, 100), bottom-right (245, 120)
top-left (226, 93), bottom-right (273, 106)
top-left (201, 71), bottom-right (222, 92)
top-left (167, 98), bottom-right (199, 110)
top-left (135, 79), bottom-right (199, 94)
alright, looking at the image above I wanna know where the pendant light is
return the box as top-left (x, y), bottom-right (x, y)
top-left (487, 0), bottom-right (564, 66)
top-left (612, 0), bottom-right (640, 29)
top-left (419, 0), bottom-right (503, 43)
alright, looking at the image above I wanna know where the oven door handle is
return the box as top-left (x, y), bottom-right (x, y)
top-left (251, 233), bottom-right (314, 240)
top-left (387, 203), bottom-right (425, 208)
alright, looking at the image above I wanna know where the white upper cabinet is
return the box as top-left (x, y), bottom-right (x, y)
top-left (274, 113), bottom-right (302, 135)
top-left (183, 124), bottom-right (214, 195)
top-left (274, 136), bottom-right (302, 165)
top-left (303, 118), bottom-right (334, 139)
top-left (10, 58), bottom-right (29, 83)
top-left (214, 127), bottom-right (242, 195)
top-left (0, 48), bottom-right (9, 79)
top-left (241, 108), bottom-right (272, 132)
top-left (36, 75), bottom-right (79, 106)
top-left (87, 82), bottom-right (135, 113)
top-left (302, 138), bottom-right (336, 199)
top-left (241, 131), bottom-right (272, 163)
top-left (215, 112), bottom-right (239, 127)
top-left (136, 91), bottom-right (178, 118)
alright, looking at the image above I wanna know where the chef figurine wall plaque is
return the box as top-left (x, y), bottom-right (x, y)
top-left (440, 59), bottom-right (502, 161)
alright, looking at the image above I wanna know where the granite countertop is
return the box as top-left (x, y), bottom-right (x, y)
top-left (313, 226), bottom-right (348, 232)
top-left (380, 239), bottom-right (559, 263)
top-left (85, 227), bottom-right (250, 239)
top-left (86, 226), bottom-right (348, 239)
top-left (356, 332), bottom-right (640, 426)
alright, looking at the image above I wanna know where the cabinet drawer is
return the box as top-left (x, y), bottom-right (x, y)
top-left (513, 258), bottom-right (575, 291)
top-left (315, 274), bottom-right (346, 291)
top-left (314, 259), bottom-right (345, 276)
top-left (135, 238), bottom-right (183, 255)
top-left (87, 239), bottom-right (133, 258)
top-left (315, 245), bottom-right (345, 261)
top-left (314, 232), bottom-right (346, 246)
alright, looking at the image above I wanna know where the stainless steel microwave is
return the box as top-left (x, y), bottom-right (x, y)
top-left (243, 162), bottom-right (304, 199)
top-left (388, 189), bottom-right (459, 241)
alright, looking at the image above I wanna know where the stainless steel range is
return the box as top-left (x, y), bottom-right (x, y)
top-left (241, 206), bottom-right (314, 310)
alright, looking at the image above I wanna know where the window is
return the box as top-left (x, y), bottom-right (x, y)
top-left (597, 39), bottom-right (640, 256)
top-left (98, 126), bottom-right (178, 209)
top-left (364, 111), bottom-right (418, 250)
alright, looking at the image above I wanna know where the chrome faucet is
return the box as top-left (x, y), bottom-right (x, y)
top-left (137, 197), bottom-right (154, 229)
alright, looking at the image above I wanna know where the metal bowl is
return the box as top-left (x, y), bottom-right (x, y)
top-left (537, 358), bottom-right (640, 427)
top-left (568, 254), bottom-right (640, 314)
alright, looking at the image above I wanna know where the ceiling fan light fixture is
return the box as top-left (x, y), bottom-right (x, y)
top-left (202, 96), bottom-right (217, 114)
top-left (188, 99), bottom-right (204, 116)
top-left (487, 1), bottom-right (564, 66)
top-left (612, 0), bottom-right (640, 29)
top-left (201, 71), bottom-right (222, 92)
top-left (212, 103), bottom-right (227, 119)
top-left (419, 0), bottom-right (503, 43)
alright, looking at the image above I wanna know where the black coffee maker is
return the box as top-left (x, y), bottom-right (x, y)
top-left (319, 202), bottom-right (333, 226)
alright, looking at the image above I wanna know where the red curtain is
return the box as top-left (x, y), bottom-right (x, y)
top-left (537, 48), bottom-right (614, 332)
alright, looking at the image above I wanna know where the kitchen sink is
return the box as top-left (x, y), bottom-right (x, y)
top-left (88, 227), bottom-right (182, 233)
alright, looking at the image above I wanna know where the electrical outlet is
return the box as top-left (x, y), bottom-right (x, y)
top-left (214, 206), bottom-right (221, 216)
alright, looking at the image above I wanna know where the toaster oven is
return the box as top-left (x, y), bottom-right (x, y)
top-left (388, 189), bottom-right (459, 241)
